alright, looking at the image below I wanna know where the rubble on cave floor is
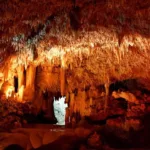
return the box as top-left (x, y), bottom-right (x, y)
top-left (0, 99), bottom-right (39, 131)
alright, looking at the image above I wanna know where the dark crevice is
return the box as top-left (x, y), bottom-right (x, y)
top-left (14, 76), bottom-right (18, 93)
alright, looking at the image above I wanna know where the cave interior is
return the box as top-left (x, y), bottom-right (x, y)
top-left (0, 0), bottom-right (150, 149)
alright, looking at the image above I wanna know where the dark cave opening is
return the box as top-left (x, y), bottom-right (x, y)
top-left (115, 98), bottom-right (128, 110)
top-left (14, 76), bottom-right (18, 93)
top-left (23, 68), bottom-right (26, 87)
top-left (109, 79), bottom-right (138, 93)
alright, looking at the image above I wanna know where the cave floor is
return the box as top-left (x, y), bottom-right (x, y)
top-left (0, 125), bottom-right (73, 150)
top-left (0, 122), bottom-right (150, 150)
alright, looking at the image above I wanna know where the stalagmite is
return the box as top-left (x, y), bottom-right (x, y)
top-left (53, 96), bottom-right (68, 125)
top-left (18, 85), bottom-right (24, 101)
top-left (5, 85), bottom-right (14, 99)
top-left (2, 68), bottom-right (15, 99)
top-left (104, 82), bottom-right (110, 112)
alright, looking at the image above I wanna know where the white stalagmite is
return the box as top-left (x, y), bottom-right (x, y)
top-left (53, 96), bottom-right (68, 125)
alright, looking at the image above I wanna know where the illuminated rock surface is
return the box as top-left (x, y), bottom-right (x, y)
top-left (0, 0), bottom-right (150, 149)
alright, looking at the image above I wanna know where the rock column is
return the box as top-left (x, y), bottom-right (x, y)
top-left (17, 65), bottom-right (25, 89)
top-left (60, 67), bottom-right (65, 96)
top-left (104, 82), bottom-right (109, 112)
top-left (17, 65), bottom-right (25, 101)
top-left (24, 64), bottom-right (36, 101)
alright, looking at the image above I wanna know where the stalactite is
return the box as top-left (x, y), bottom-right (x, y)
top-left (24, 64), bottom-right (36, 101)
top-left (77, 90), bottom-right (86, 117)
top-left (79, 50), bottom-right (82, 62)
top-left (26, 64), bottom-right (36, 88)
top-left (60, 55), bottom-right (66, 96)
top-left (115, 47), bottom-right (121, 64)
top-left (60, 67), bottom-right (65, 96)
top-left (70, 92), bottom-right (75, 114)
top-left (17, 65), bottom-right (25, 89)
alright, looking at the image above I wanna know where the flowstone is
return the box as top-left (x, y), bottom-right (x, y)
top-left (53, 96), bottom-right (68, 125)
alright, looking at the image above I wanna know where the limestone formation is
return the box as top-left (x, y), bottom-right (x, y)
top-left (0, 0), bottom-right (150, 149)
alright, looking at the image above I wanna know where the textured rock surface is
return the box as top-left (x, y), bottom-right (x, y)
top-left (0, 0), bottom-right (150, 104)
top-left (0, 0), bottom-right (150, 88)
top-left (0, 133), bottom-right (30, 150)
top-left (0, 1), bottom-right (150, 149)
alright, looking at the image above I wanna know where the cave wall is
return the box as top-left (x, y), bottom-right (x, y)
top-left (1, 60), bottom-right (150, 130)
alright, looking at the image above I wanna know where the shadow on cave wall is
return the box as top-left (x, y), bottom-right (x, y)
top-left (109, 79), bottom-right (138, 93)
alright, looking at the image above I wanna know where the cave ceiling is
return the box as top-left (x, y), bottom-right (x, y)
top-left (0, 0), bottom-right (150, 89)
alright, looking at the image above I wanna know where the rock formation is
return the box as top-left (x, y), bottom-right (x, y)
top-left (0, 0), bottom-right (149, 129)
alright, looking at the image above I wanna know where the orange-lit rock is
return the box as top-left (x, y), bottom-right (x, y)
top-left (17, 65), bottom-right (25, 90)
top-left (0, 2), bottom-right (150, 150)
top-left (17, 85), bottom-right (24, 102)
top-left (24, 64), bottom-right (36, 101)
top-left (1, 81), bottom-right (14, 99)
top-left (60, 68), bottom-right (65, 96)
top-left (112, 91), bottom-right (139, 104)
